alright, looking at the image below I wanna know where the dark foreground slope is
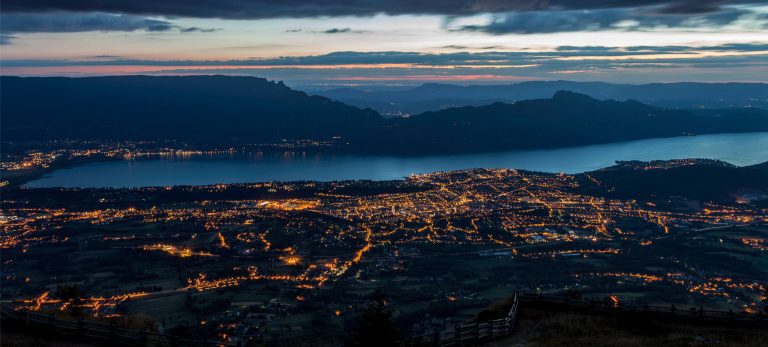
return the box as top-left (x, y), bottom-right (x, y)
top-left (495, 308), bottom-right (768, 347)
top-left (2, 76), bottom-right (767, 154)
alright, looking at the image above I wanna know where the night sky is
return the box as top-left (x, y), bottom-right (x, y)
top-left (1, 1), bottom-right (766, 85)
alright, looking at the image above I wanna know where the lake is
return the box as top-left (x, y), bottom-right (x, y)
top-left (24, 132), bottom-right (768, 188)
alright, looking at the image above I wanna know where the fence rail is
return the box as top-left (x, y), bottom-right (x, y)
top-left (520, 293), bottom-right (768, 323)
top-left (0, 304), bottom-right (238, 347)
top-left (410, 292), bottom-right (519, 347)
top-left (409, 292), bottom-right (767, 347)
top-left (5, 292), bottom-right (765, 347)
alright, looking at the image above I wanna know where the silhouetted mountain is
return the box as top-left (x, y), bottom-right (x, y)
top-left (2, 76), bottom-right (767, 155)
top-left (312, 81), bottom-right (768, 114)
top-left (354, 90), bottom-right (768, 154)
top-left (0, 75), bottom-right (382, 144)
top-left (579, 159), bottom-right (768, 202)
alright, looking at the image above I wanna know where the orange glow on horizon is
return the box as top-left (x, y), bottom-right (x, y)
top-left (325, 74), bottom-right (534, 81)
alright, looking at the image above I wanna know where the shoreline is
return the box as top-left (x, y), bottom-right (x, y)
top-left (7, 131), bottom-right (768, 189)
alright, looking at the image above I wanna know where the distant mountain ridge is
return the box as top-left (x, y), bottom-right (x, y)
top-left (0, 75), bottom-right (382, 144)
top-left (2, 76), bottom-right (767, 155)
top-left (356, 90), bottom-right (768, 154)
top-left (312, 81), bottom-right (768, 114)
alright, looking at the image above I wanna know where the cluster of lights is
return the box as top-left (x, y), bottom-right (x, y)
top-left (141, 244), bottom-right (214, 258)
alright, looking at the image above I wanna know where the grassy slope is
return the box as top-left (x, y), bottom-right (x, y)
top-left (488, 308), bottom-right (768, 347)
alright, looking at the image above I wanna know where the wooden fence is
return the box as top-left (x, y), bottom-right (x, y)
top-left (520, 293), bottom-right (768, 324)
top-left (410, 292), bottom-right (519, 347)
top-left (0, 304), bottom-right (238, 347)
top-left (5, 292), bottom-right (765, 347)
top-left (409, 291), bottom-right (767, 347)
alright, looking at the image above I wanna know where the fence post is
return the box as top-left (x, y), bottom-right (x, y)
top-left (454, 323), bottom-right (461, 346)
top-left (48, 313), bottom-right (56, 331)
top-left (487, 321), bottom-right (493, 339)
top-left (671, 304), bottom-right (676, 316)
top-left (109, 321), bottom-right (117, 341)
top-left (432, 329), bottom-right (439, 347)
top-left (474, 323), bottom-right (480, 341)
top-left (77, 317), bottom-right (85, 336)
top-left (139, 328), bottom-right (147, 346)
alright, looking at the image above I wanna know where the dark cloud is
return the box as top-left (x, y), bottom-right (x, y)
top-left (556, 43), bottom-right (768, 54)
top-left (0, 12), bottom-right (176, 33)
top-left (323, 28), bottom-right (352, 33)
top-left (0, 34), bottom-right (16, 45)
top-left (709, 43), bottom-right (768, 51)
top-left (2, 43), bottom-right (765, 67)
top-left (443, 45), bottom-right (506, 50)
top-left (1, 1), bottom-right (763, 19)
top-left (454, 6), bottom-right (762, 34)
top-left (320, 28), bottom-right (368, 34)
top-left (286, 28), bottom-right (366, 34)
top-left (180, 27), bottom-right (219, 33)
top-left (0, 12), bottom-right (217, 43)
top-left (655, 0), bottom-right (726, 14)
top-left (2, 45), bottom-right (765, 83)
top-left (116, 58), bottom-right (768, 84)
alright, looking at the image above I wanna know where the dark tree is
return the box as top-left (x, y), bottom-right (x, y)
top-left (346, 290), bottom-right (400, 347)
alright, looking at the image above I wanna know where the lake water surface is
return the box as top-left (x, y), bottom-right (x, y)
top-left (25, 132), bottom-right (768, 188)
